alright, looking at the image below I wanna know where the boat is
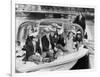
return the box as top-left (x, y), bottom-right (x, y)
top-left (16, 46), bottom-right (88, 72)
top-left (16, 19), bottom-right (89, 73)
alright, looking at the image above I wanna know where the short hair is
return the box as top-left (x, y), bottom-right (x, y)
top-left (67, 31), bottom-right (75, 38)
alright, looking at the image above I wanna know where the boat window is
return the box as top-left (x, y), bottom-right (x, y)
top-left (40, 21), bottom-right (62, 26)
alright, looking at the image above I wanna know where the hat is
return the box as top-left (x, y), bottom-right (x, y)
top-left (58, 28), bottom-right (64, 35)
top-left (51, 23), bottom-right (58, 27)
top-left (48, 25), bottom-right (56, 32)
top-left (51, 23), bottom-right (62, 28)
top-left (29, 31), bottom-right (38, 37)
top-left (71, 30), bottom-right (76, 34)
top-left (67, 29), bottom-right (76, 35)
top-left (44, 27), bottom-right (50, 32)
top-left (77, 31), bottom-right (81, 34)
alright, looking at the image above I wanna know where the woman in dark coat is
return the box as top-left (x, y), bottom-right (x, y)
top-left (22, 36), bottom-right (34, 61)
top-left (49, 32), bottom-right (59, 50)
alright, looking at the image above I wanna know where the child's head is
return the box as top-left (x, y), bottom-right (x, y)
top-left (67, 31), bottom-right (75, 39)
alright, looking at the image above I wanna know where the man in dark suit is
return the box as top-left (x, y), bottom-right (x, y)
top-left (41, 32), bottom-right (54, 60)
top-left (49, 32), bottom-right (58, 49)
top-left (73, 13), bottom-right (88, 40)
top-left (73, 13), bottom-right (86, 32)
top-left (35, 38), bottom-right (42, 55)
top-left (57, 34), bottom-right (65, 47)
top-left (41, 35), bottom-right (49, 52)
top-left (49, 31), bottom-right (60, 57)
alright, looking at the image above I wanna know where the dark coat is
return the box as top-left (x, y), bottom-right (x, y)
top-left (57, 35), bottom-right (65, 47)
top-left (49, 34), bottom-right (59, 49)
top-left (73, 15), bottom-right (86, 32)
top-left (22, 36), bottom-right (34, 60)
top-left (35, 39), bottom-right (42, 55)
top-left (41, 35), bottom-right (49, 52)
top-left (22, 36), bottom-right (42, 60)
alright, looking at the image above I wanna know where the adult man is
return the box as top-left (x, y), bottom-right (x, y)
top-left (73, 13), bottom-right (86, 32)
top-left (49, 31), bottom-right (59, 49)
top-left (41, 30), bottom-right (54, 60)
top-left (56, 24), bottom-right (65, 47)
